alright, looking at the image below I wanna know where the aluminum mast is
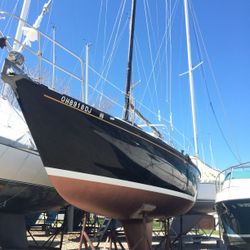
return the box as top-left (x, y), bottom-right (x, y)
top-left (183, 0), bottom-right (198, 156)
top-left (13, 0), bottom-right (31, 51)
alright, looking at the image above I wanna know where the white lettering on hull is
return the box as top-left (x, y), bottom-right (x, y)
top-left (60, 96), bottom-right (92, 114)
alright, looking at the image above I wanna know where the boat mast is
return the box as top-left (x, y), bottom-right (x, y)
top-left (123, 0), bottom-right (137, 121)
top-left (13, 0), bottom-right (31, 51)
top-left (183, 0), bottom-right (198, 156)
top-left (18, 0), bottom-right (52, 53)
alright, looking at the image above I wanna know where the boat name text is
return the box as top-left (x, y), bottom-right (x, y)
top-left (60, 96), bottom-right (92, 114)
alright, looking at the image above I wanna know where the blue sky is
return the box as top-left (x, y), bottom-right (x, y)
top-left (0, 0), bottom-right (250, 170)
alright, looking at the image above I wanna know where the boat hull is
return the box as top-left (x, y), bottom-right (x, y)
top-left (0, 142), bottom-right (66, 214)
top-left (189, 182), bottom-right (216, 214)
top-left (8, 76), bottom-right (200, 220)
top-left (216, 199), bottom-right (250, 249)
top-left (216, 166), bottom-right (250, 249)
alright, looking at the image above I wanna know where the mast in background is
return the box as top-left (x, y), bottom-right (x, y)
top-left (123, 0), bottom-right (137, 121)
top-left (2, 0), bottom-right (31, 97)
top-left (13, 0), bottom-right (31, 51)
top-left (183, 0), bottom-right (199, 156)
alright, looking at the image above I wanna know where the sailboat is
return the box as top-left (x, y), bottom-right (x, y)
top-left (1, 0), bottom-right (200, 249)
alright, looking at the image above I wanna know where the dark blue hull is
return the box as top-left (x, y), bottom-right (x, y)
top-left (5, 73), bottom-right (200, 219)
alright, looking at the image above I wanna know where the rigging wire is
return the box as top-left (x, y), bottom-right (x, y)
top-left (1, 0), bottom-right (21, 35)
top-left (138, 0), bottom-right (179, 111)
top-left (92, 0), bottom-right (127, 106)
top-left (97, 0), bottom-right (127, 79)
top-left (97, 17), bottom-right (128, 109)
top-left (98, 1), bottom-right (127, 86)
top-left (155, 1), bottom-right (160, 44)
top-left (102, 0), bottom-right (108, 68)
top-left (133, 38), bottom-right (156, 112)
top-left (93, 0), bottom-right (103, 66)
top-left (189, 0), bottom-right (242, 163)
top-left (63, 1), bottom-right (127, 102)
top-left (142, 0), bottom-right (159, 113)
top-left (42, 0), bottom-right (54, 49)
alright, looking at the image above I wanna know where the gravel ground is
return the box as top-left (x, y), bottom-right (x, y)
top-left (27, 231), bottom-right (129, 250)
top-left (27, 231), bottom-right (225, 250)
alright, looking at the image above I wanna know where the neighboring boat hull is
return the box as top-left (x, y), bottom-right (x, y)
top-left (190, 157), bottom-right (218, 214)
top-left (190, 182), bottom-right (216, 214)
top-left (216, 165), bottom-right (250, 250)
top-left (0, 142), bottom-right (66, 214)
top-left (0, 178), bottom-right (64, 214)
top-left (216, 198), bottom-right (250, 249)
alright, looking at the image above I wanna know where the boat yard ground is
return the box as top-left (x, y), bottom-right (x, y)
top-left (24, 212), bottom-right (227, 249)
top-left (26, 231), bottom-right (227, 249)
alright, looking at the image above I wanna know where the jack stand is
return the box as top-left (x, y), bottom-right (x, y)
top-left (28, 209), bottom-right (67, 249)
top-left (102, 227), bottom-right (125, 250)
top-left (79, 213), bottom-right (95, 250)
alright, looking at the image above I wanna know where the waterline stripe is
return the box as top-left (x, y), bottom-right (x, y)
top-left (46, 167), bottom-right (195, 202)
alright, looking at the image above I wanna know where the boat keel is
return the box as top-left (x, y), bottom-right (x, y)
top-left (121, 219), bottom-right (152, 250)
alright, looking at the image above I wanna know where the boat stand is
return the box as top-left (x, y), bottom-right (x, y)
top-left (154, 218), bottom-right (172, 250)
top-left (79, 216), bottom-right (126, 250)
top-left (78, 213), bottom-right (96, 250)
top-left (100, 224), bottom-right (126, 250)
top-left (27, 209), bottom-right (67, 249)
top-left (27, 227), bottom-right (65, 249)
